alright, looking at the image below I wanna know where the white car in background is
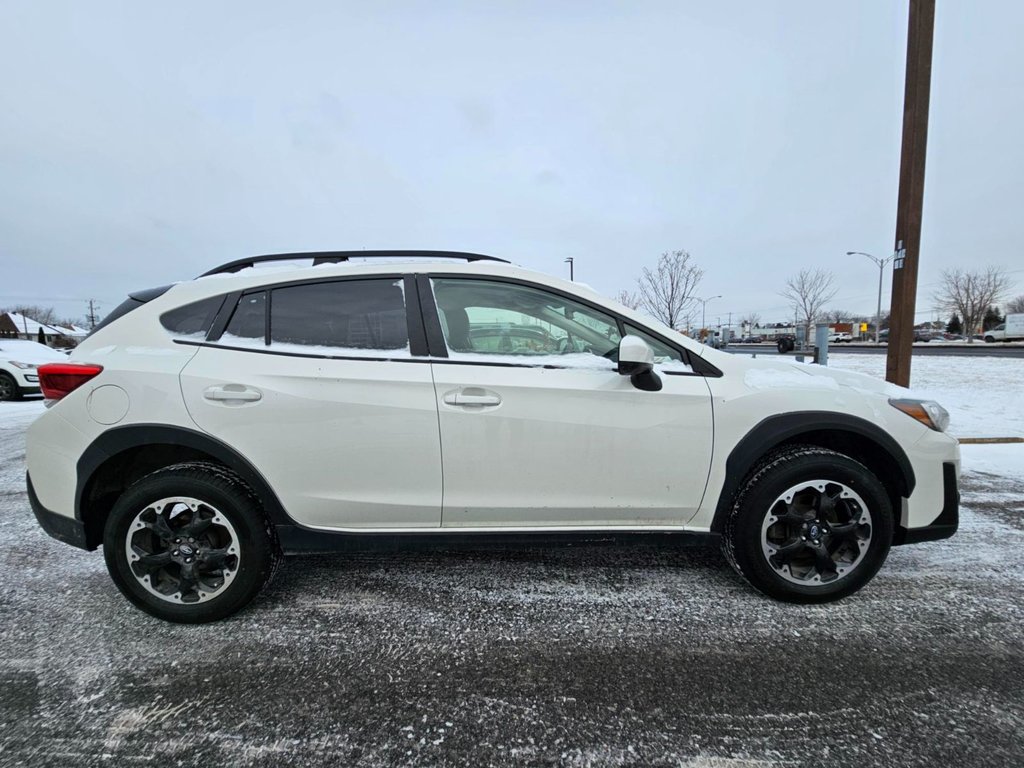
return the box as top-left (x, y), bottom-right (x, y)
top-left (26, 252), bottom-right (961, 622)
top-left (0, 339), bottom-right (68, 400)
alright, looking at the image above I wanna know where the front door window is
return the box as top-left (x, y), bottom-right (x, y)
top-left (431, 278), bottom-right (621, 361)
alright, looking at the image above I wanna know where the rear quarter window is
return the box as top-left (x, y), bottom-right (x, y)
top-left (160, 296), bottom-right (225, 337)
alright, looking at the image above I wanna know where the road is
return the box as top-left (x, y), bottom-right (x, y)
top-left (1, 402), bottom-right (1023, 767)
top-left (727, 342), bottom-right (1024, 358)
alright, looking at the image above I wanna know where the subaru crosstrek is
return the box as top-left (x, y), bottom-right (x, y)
top-left (27, 251), bottom-right (960, 622)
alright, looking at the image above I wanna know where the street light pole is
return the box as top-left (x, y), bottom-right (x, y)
top-left (564, 257), bottom-right (574, 281)
top-left (696, 295), bottom-right (722, 335)
top-left (847, 251), bottom-right (895, 344)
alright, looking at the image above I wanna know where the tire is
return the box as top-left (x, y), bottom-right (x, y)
top-left (984, 336), bottom-right (995, 343)
top-left (776, 339), bottom-right (791, 354)
top-left (0, 372), bottom-right (21, 401)
top-left (103, 462), bottom-right (281, 623)
top-left (722, 445), bottom-right (893, 603)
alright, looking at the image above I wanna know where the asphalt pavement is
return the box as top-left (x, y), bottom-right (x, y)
top-left (1, 403), bottom-right (1022, 767)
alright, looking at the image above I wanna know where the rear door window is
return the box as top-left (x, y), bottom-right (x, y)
top-left (270, 280), bottom-right (408, 354)
top-left (218, 279), bottom-right (410, 356)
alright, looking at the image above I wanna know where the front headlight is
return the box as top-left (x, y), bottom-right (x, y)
top-left (8, 361), bottom-right (36, 370)
top-left (889, 398), bottom-right (950, 432)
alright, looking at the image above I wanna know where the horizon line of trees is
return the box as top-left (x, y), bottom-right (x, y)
top-left (616, 253), bottom-right (1021, 342)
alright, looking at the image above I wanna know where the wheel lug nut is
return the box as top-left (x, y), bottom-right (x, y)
top-left (185, 557), bottom-right (193, 564)
top-left (173, 550), bottom-right (180, 556)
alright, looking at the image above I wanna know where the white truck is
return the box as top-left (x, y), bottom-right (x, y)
top-left (984, 313), bottom-right (1024, 342)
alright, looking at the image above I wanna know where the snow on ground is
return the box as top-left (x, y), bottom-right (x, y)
top-left (823, 354), bottom-right (1024, 478)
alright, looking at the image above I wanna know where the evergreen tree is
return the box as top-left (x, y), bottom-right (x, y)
top-left (946, 314), bottom-right (962, 334)
top-left (982, 305), bottom-right (1004, 331)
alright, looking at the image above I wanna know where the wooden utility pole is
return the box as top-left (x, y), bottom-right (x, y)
top-left (86, 299), bottom-right (100, 329)
top-left (886, 0), bottom-right (935, 386)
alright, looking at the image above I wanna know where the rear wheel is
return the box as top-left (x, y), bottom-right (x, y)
top-left (722, 446), bottom-right (893, 603)
top-left (103, 462), bottom-right (281, 623)
top-left (0, 372), bottom-right (21, 401)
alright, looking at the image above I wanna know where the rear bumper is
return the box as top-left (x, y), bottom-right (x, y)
top-left (27, 472), bottom-right (90, 550)
top-left (893, 462), bottom-right (959, 545)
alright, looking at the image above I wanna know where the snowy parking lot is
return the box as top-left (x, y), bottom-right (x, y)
top-left (1, 354), bottom-right (1022, 767)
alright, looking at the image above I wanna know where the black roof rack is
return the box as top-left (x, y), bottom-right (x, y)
top-left (197, 250), bottom-right (510, 278)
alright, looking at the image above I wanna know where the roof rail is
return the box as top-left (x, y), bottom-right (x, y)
top-left (197, 250), bottom-right (510, 278)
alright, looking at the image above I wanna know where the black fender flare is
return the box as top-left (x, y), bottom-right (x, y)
top-left (76, 424), bottom-right (293, 527)
top-left (709, 411), bottom-right (917, 533)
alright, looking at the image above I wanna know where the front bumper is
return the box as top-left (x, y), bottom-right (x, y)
top-left (27, 472), bottom-right (90, 550)
top-left (893, 462), bottom-right (959, 545)
top-left (11, 369), bottom-right (41, 395)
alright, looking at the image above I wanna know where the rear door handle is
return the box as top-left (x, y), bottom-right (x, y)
top-left (203, 385), bottom-right (262, 403)
top-left (442, 391), bottom-right (501, 407)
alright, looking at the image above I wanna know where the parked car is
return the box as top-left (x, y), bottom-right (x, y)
top-left (27, 251), bottom-right (960, 622)
top-left (0, 339), bottom-right (68, 400)
top-left (828, 332), bottom-right (852, 343)
top-left (874, 329), bottom-right (938, 343)
top-left (740, 335), bottom-right (763, 343)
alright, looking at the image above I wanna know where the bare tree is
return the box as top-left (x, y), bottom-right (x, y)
top-left (636, 250), bottom-right (703, 330)
top-left (740, 312), bottom-right (761, 331)
top-left (2, 305), bottom-right (58, 325)
top-left (934, 267), bottom-right (1011, 343)
top-left (824, 308), bottom-right (854, 323)
top-left (1007, 294), bottom-right (1024, 314)
top-left (615, 290), bottom-right (641, 310)
top-left (779, 269), bottom-right (838, 341)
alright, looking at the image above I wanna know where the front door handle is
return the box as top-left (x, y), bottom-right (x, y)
top-left (442, 390), bottom-right (501, 407)
top-left (204, 385), bottom-right (262, 403)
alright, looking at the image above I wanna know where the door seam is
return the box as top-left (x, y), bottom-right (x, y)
top-left (429, 363), bottom-right (447, 527)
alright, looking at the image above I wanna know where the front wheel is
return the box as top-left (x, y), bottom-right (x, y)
top-left (722, 446), bottom-right (893, 603)
top-left (103, 462), bottom-right (281, 623)
top-left (0, 372), bottom-right (21, 401)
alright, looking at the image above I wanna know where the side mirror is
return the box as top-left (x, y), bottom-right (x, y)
top-left (617, 335), bottom-right (662, 392)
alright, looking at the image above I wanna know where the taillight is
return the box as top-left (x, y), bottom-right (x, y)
top-left (37, 363), bottom-right (104, 400)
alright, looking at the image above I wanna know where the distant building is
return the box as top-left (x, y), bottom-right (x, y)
top-left (0, 312), bottom-right (88, 347)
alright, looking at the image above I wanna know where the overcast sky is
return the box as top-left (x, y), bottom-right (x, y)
top-left (1, 1), bottom-right (1022, 326)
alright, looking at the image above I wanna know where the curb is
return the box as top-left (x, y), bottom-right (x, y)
top-left (957, 437), bottom-right (1024, 444)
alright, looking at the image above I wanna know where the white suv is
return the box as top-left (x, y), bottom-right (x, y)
top-left (0, 338), bottom-right (68, 400)
top-left (26, 252), bottom-right (960, 622)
